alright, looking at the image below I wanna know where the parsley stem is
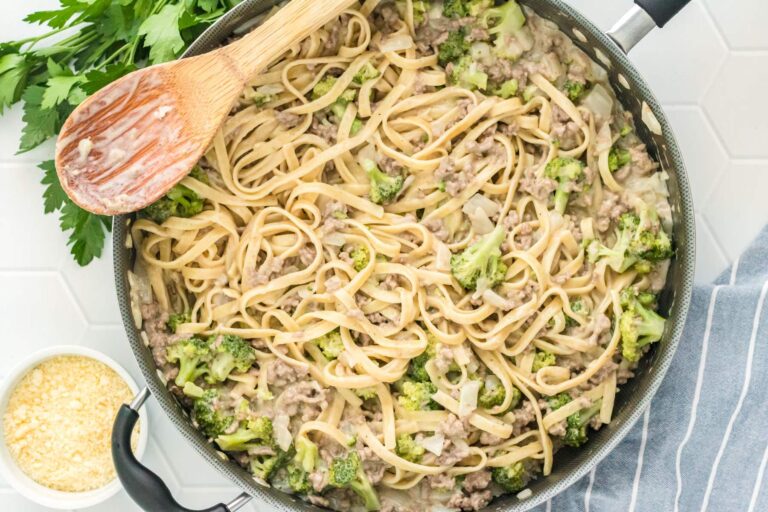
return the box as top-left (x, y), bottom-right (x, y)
top-left (101, 44), bottom-right (131, 67)
top-left (14, 26), bottom-right (70, 48)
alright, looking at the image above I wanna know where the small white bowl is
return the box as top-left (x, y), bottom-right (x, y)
top-left (0, 345), bottom-right (149, 509)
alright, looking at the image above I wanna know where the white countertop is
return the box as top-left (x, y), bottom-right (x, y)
top-left (0, 0), bottom-right (765, 510)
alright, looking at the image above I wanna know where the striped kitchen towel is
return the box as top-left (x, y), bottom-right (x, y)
top-left (533, 225), bottom-right (768, 512)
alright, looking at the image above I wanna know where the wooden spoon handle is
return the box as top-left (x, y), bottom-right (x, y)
top-left (224, 0), bottom-right (358, 80)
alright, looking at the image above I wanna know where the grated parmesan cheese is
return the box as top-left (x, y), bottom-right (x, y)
top-left (2, 355), bottom-right (137, 492)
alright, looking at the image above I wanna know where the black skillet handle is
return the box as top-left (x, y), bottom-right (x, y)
top-left (112, 389), bottom-right (251, 512)
top-left (635, 0), bottom-right (692, 27)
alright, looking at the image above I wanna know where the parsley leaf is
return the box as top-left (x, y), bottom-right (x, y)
top-left (0, 54), bottom-right (31, 112)
top-left (19, 86), bottom-right (61, 152)
top-left (59, 201), bottom-right (113, 266)
top-left (40, 160), bottom-right (67, 214)
top-left (41, 75), bottom-right (83, 109)
top-left (24, 1), bottom-right (84, 29)
top-left (82, 63), bottom-right (136, 95)
top-left (138, 3), bottom-right (185, 63)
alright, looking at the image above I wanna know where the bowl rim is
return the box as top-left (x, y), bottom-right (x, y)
top-left (0, 345), bottom-right (149, 509)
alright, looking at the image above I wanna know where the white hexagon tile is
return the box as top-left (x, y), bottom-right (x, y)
top-left (1, 1), bottom-right (767, 511)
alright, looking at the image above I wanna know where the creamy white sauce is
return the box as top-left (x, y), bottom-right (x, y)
top-left (154, 106), bottom-right (173, 120)
top-left (77, 138), bottom-right (93, 163)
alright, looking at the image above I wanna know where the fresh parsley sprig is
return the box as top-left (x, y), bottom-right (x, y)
top-left (0, 0), bottom-right (241, 265)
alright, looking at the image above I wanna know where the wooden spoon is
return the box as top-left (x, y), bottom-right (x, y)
top-left (55, 0), bottom-right (356, 215)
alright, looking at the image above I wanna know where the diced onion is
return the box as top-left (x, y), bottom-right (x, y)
top-left (482, 289), bottom-right (511, 309)
top-left (458, 380), bottom-right (482, 417)
top-left (517, 489), bottom-right (533, 500)
top-left (419, 432), bottom-right (445, 456)
top-left (323, 233), bottom-right (346, 246)
top-left (540, 53), bottom-right (564, 82)
top-left (274, 415), bottom-right (293, 451)
top-left (590, 61), bottom-right (608, 82)
top-left (257, 84), bottom-right (284, 95)
top-left (468, 207), bottom-right (494, 235)
top-left (463, 194), bottom-right (500, 217)
top-left (434, 242), bottom-right (452, 271)
top-left (595, 122), bottom-right (613, 154)
top-left (641, 101), bottom-right (662, 135)
top-left (470, 42), bottom-right (493, 66)
top-left (582, 84), bottom-right (613, 120)
top-left (380, 34), bottom-right (414, 53)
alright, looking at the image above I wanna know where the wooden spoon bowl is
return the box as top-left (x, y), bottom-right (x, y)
top-left (55, 0), bottom-right (356, 215)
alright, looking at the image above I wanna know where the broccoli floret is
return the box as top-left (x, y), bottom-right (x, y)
top-left (547, 392), bottom-right (571, 411)
top-left (397, 380), bottom-right (441, 411)
top-left (619, 288), bottom-right (666, 362)
top-left (565, 298), bottom-right (588, 327)
top-left (532, 350), bottom-right (556, 372)
top-left (587, 211), bottom-right (672, 273)
top-left (313, 76), bottom-right (359, 130)
top-left (628, 208), bottom-right (674, 261)
top-left (353, 63), bottom-right (380, 84)
top-left (182, 381), bottom-right (205, 399)
top-left (362, 159), bottom-right (404, 204)
top-left (563, 399), bottom-right (602, 447)
top-left (479, 376), bottom-right (522, 410)
top-left (450, 225), bottom-right (508, 291)
top-left (494, 79), bottom-right (519, 99)
top-left (355, 387), bottom-right (378, 400)
top-left (294, 436), bottom-right (319, 473)
top-left (442, 0), bottom-right (468, 18)
top-left (395, 0), bottom-right (431, 24)
top-left (395, 434), bottom-right (425, 463)
top-left (586, 214), bottom-right (637, 272)
top-left (312, 76), bottom-right (338, 100)
top-left (563, 80), bottom-right (587, 102)
top-left (448, 55), bottom-right (488, 91)
top-left (142, 181), bottom-right (204, 224)
top-left (477, 377), bottom-right (504, 409)
top-left (408, 333), bottom-right (438, 382)
top-left (251, 91), bottom-right (273, 107)
top-left (314, 328), bottom-right (344, 360)
top-left (481, 0), bottom-right (526, 36)
top-left (251, 448), bottom-right (291, 481)
top-left (167, 312), bottom-right (190, 333)
top-left (192, 389), bottom-right (233, 438)
top-left (438, 28), bottom-right (470, 66)
top-left (522, 84), bottom-right (539, 102)
top-left (312, 76), bottom-right (356, 104)
top-left (491, 461), bottom-right (530, 492)
top-left (608, 146), bottom-right (631, 172)
top-left (166, 336), bottom-right (211, 387)
top-left (328, 452), bottom-right (381, 511)
top-left (351, 117), bottom-right (364, 135)
top-left (215, 416), bottom-right (274, 452)
top-left (351, 246), bottom-right (370, 272)
top-left (286, 465), bottom-right (311, 494)
top-left (188, 166), bottom-right (209, 184)
top-left (207, 335), bottom-right (256, 383)
top-left (544, 157), bottom-right (585, 214)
